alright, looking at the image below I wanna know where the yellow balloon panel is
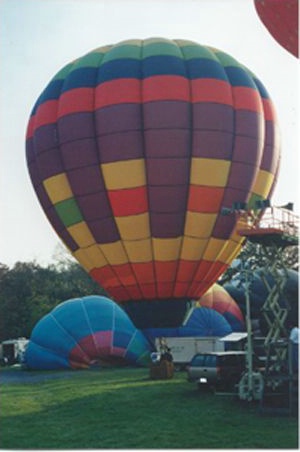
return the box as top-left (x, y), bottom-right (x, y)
top-left (73, 246), bottom-right (108, 271)
top-left (43, 173), bottom-right (73, 204)
top-left (202, 238), bottom-right (228, 262)
top-left (101, 160), bottom-right (146, 190)
top-left (184, 212), bottom-right (217, 238)
top-left (190, 158), bottom-right (231, 187)
top-left (99, 241), bottom-right (129, 265)
top-left (180, 237), bottom-right (208, 261)
top-left (67, 222), bottom-right (96, 248)
top-left (123, 239), bottom-right (153, 262)
top-left (252, 170), bottom-right (274, 198)
top-left (152, 237), bottom-right (183, 261)
top-left (114, 213), bottom-right (150, 240)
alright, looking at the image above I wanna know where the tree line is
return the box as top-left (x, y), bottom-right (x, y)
top-left (0, 260), bottom-right (106, 342)
top-left (1, 243), bottom-right (297, 342)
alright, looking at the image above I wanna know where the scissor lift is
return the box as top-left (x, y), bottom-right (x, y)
top-left (236, 206), bottom-right (298, 412)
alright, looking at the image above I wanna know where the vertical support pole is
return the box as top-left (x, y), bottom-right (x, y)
top-left (245, 268), bottom-right (254, 399)
top-left (238, 253), bottom-right (256, 401)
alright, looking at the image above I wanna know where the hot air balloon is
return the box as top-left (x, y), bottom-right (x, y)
top-left (195, 283), bottom-right (245, 331)
top-left (224, 269), bottom-right (298, 335)
top-left (142, 306), bottom-right (232, 345)
top-left (254, 0), bottom-right (299, 58)
top-left (26, 38), bottom-right (280, 327)
top-left (25, 295), bottom-right (151, 370)
top-left (183, 307), bottom-right (232, 337)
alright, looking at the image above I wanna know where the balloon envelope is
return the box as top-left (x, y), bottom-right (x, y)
top-left (183, 307), bottom-right (232, 337)
top-left (26, 38), bottom-right (280, 306)
top-left (254, 0), bottom-right (298, 57)
top-left (25, 295), bottom-right (151, 370)
top-left (143, 306), bottom-right (232, 343)
top-left (224, 269), bottom-right (298, 334)
top-left (195, 283), bottom-right (245, 331)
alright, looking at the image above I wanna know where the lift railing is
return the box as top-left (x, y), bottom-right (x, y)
top-left (237, 206), bottom-right (299, 239)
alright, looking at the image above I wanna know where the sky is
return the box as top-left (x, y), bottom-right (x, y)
top-left (0, 0), bottom-right (299, 268)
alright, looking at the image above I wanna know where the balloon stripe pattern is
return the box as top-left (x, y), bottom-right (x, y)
top-left (25, 295), bottom-right (152, 370)
top-left (195, 283), bottom-right (245, 332)
top-left (26, 38), bottom-right (280, 303)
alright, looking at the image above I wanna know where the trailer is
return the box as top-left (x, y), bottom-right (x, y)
top-left (155, 336), bottom-right (225, 367)
top-left (219, 332), bottom-right (248, 350)
top-left (0, 338), bottom-right (29, 365)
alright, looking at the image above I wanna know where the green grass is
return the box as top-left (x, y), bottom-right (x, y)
top-left (0, 367), bottom-right (298, 449)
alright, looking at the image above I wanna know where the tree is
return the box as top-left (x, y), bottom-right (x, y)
top-left (0, 262), bottom-right (40, 340)
top-left (0, 260), bottom-right (107, 342)
top-left (220, 240), bottom-right (299, 284)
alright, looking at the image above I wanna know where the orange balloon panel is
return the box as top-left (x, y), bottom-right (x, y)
top-left (26, 38), bottom-right (280, 303)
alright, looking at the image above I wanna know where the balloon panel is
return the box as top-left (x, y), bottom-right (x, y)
top-left (28, 314), bottom-right (80, 360)
top-left (143, 322), bottom-right (231, 345)
top-left (25, 342), bottom-right (70, 370)
top-left (143, 306), bottom-right (232, 343)
top-left (26, 38), bottom-right (280, 303)
top-left (254, 0), bottom-right (298, 57)
top-left (224, 269), bottom-right (299, 324)
top-left (183, 307), bottom-right (232, 337)
top-left (25, 295), bottom-right (151, 370)
top-left (195, 283), bottom-right (245, 331)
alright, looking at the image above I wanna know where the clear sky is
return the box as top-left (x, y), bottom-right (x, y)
top-left (0, 0), bottom-right (299, 267)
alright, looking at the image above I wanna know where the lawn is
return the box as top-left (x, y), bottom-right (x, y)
top-left (0, 366), bottom-right (298, 449)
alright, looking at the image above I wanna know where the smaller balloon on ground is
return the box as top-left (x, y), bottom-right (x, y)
top-left (25, 295), bottom-right (152, 370)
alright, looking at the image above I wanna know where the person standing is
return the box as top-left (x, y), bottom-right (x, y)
top-left (289, 324), bottom-right (299, 373)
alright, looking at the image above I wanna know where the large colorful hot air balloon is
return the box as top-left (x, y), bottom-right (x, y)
top-left (254, 0), bottom-right (299, 58)
top-left (26, 38), bottom-right (280, 318)
top-left (25, 295), bottom-right (151, 370)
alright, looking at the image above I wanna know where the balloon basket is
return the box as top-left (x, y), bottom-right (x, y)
top-left (149, 360), bottom-right (174, 380)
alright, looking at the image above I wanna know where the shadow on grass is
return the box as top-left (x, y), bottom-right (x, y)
top-left (1, 370), bottom-right (298, 449)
